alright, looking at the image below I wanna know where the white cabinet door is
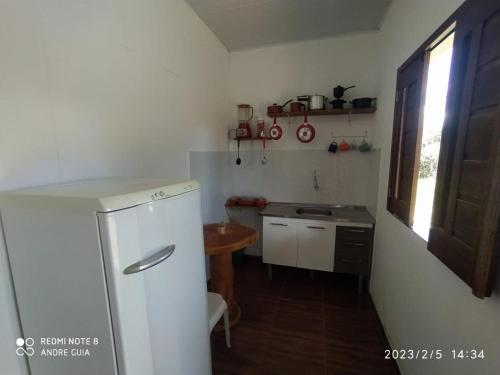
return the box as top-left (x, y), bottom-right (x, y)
top-left (297, 222), bottom-right (335, 272)
top-left (263, 217), bottom-right (298, 267)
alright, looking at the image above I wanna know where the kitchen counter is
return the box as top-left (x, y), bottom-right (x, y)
top-left (259, 202), bottom-right (375, 225)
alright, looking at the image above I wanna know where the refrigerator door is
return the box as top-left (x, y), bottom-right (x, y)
top-left (98, 189), bottom-right (211, 375)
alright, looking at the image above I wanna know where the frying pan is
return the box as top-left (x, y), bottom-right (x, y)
top-left (269, 117), bottom-right (283, 140)
top-left (296, 115), bottom-right (315, 143)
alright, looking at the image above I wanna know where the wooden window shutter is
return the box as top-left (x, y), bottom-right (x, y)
top-left (387, 53), bottom-right (425, 226)
top-left (428, 0), bottom-right (500, 298)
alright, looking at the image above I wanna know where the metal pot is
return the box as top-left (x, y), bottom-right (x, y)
top-left (297, 95), bottom-right (327, 110)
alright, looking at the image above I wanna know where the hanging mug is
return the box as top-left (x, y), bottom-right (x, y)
top-left (350, 138), bottom-right (358, 150)
top-left (339, 140), bottom-right (350, 151)
top-left (359, 139), bottom-right (372, 152)
top-left (328, 141), bottom-right (338, 153)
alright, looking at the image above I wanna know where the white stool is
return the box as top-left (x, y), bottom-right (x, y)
top-left (207, 292), bottom-right (231, 348)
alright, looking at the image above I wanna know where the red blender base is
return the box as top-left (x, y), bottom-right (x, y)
top-left (237, 122), bottom-right (252, 138)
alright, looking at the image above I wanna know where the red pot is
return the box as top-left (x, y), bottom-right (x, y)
top-left (267, 99), bottom-right (293, 114)
top-left (290, 102), bottom-right (306, 112)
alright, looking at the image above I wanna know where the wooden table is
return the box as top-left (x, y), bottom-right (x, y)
top-left (203, 223), bottom-right (258, 329)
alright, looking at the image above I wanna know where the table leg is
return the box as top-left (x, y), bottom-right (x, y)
top-left (210, 253), bottom-right (241, 330)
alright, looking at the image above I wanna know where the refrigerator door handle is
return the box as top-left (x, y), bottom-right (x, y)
top-left (123, 244), bottom-right (176, 275)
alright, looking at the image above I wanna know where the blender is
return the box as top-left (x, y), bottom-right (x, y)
top-left (237, 104), bottom-right (253, 138)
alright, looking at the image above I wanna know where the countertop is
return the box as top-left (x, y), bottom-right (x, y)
top-left (259, 202), bottom-right (375, 225)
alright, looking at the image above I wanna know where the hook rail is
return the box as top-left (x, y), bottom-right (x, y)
top-left (331, 135), bottom-right (366, 139)
top-left (330, 130), bottom-right (369, 140)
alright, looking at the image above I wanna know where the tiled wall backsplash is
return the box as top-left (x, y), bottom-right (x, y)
top-left (191, 149), bottom-right (380, 252)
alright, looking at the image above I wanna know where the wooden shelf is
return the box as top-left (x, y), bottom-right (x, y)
top-left (267, 107), bottom-right (376, 118)
top-left (232, 136), bottom-right (272, 141)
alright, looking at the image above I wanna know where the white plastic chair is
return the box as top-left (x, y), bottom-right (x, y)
top-left (207, 292), bottom-right (231, 348)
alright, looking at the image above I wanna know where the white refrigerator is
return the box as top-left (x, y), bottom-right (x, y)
top-left (0, 179), bottom-right (211, 375)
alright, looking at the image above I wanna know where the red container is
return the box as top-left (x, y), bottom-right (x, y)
top-left (290, 102), bottom-right (305, 112)
top-left (267, 99), bottom-right (293, 115)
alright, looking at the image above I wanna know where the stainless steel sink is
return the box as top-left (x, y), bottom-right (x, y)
top-left (296, 208), bottom-right (332, 217)
top-left (260, 202), bottom-right (374, 224)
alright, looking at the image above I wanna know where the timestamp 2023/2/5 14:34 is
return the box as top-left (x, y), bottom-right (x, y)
top-left (385, 349), bottom-right (486, 360)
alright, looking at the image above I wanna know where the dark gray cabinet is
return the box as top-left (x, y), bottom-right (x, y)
top-left (334, 226), bottom-right (374, 293)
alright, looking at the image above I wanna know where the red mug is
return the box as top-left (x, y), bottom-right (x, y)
top-left (339, 140), bottom-right (350, 151)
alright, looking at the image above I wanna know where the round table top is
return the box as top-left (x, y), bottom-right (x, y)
top-left (203, 223), bottom-right (259, 256)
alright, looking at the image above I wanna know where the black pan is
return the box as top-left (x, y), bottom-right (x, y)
top-left (351, 97), bottom-right (376, 109)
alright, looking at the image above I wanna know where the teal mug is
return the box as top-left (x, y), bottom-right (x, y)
top-left (359, 139), bottom-right (372, 152)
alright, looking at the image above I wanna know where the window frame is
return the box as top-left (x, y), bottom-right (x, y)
top-left (387, 0), bottom-right (500, 298)
top-left (386, 15), bottom-right (458, 230)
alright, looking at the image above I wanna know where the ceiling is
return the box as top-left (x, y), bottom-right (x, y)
top-left (186, 0), bottom-right (392, 51)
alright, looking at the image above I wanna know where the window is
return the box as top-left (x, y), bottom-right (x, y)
top-left (413, 31), bottom-right (455, 240)
top-left (387, 0), bottom-right (500, 298)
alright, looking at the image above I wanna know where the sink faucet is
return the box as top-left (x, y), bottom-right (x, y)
top-left (313, 170), bottom-right (320, 192)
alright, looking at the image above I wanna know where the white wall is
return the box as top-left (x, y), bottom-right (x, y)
top-left (191, 33), bottom-right (382, 256)
top-left (229, 33), bottom-right (379, 151)
top-left (371, 0), bottom-right (500, 374)
top-left (190, 149), bottom-right (381, 255)
top-left (0, 0), bottom-right (229, 373)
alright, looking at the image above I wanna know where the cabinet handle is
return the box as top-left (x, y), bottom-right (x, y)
top-left (307, 226), bottom-right (326, 230)
top-left (340, 258), bottom-right (363, 264)
top-left (343, 229), bottom-right (366, 233)
top-left (270, 222), bottom-right (288, 226)
top-left (345, 242), bottom-right (366, 247)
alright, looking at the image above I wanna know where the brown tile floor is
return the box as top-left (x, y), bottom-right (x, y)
top-left (210, 257), bottom-right (400, 375)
